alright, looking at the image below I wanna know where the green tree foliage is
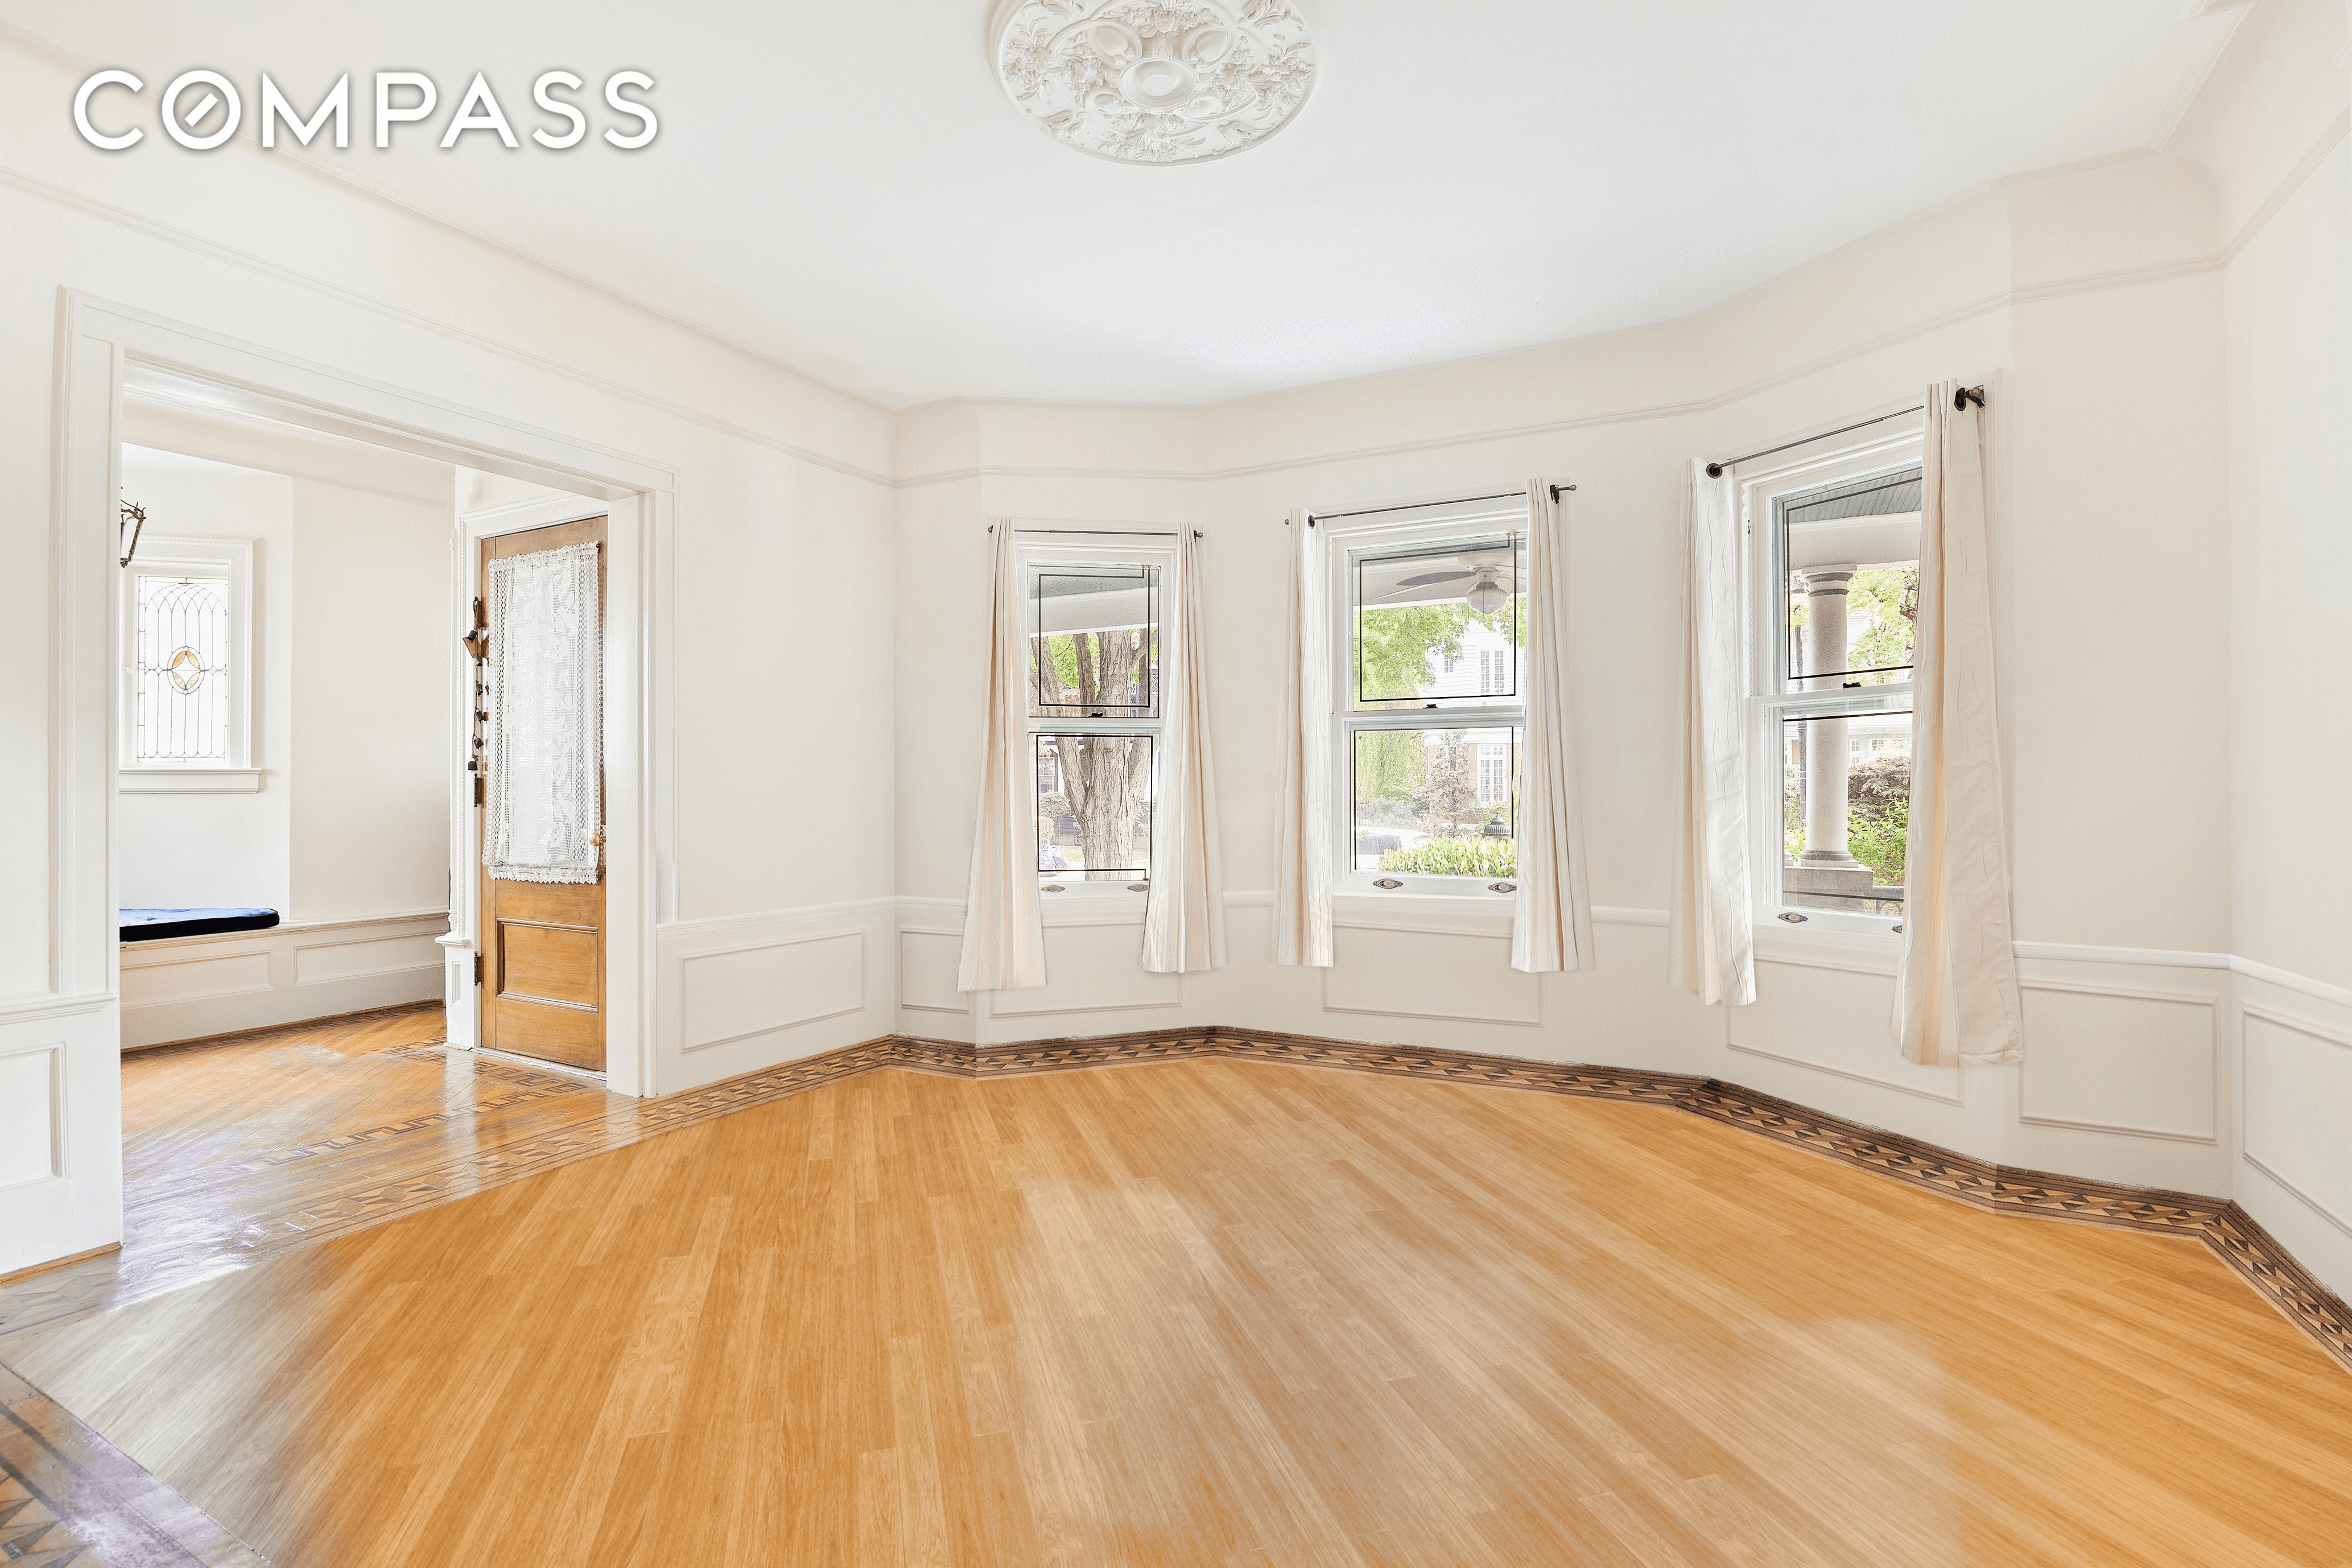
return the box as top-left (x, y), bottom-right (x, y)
top-left (1846, 752), bottom-right (1909, 886)
top-left (1357, 603), bottom-right (1475, 702)
top-left (1846, 566), bottom-right (1919, 681)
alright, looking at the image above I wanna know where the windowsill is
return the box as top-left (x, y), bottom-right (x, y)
top-left (118, 768), bottom-right (263, 794)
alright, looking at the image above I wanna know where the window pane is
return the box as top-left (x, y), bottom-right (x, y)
top-left (1780, 709), bottom-right (1909, 915)
top-left (1035, 734), bottom-right (1154, 881)
top-left (1354, 535), bottom-right (1525, 707)
top-left (1351, 727), bottom-right (1517, 878)
top-left (1784, 467), bottom-right (1920, 687)
top-left (134, 573), bottom-right (230, 762)
top-left (1030, 564), bottom-right (1159, 717)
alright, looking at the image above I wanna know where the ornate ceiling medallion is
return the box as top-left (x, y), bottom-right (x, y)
top-left (990, 0), bottom-right (1318, 166)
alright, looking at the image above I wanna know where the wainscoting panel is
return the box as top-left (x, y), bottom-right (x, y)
top-left (120, 913), bottom-right (449, 1049)
top-left (898, 929), bottom-right (969, 1015)
top-left (1323, 923), bottom-right (1539, 1026)
top-left (1731, 955), bottom-right (1962, 1104)
top-left (2019, 980), bottom-right (2218, 1142)
top-left (0, 1044), bottom-right (59, 1190)
top-left (993, 922), bottom-right (1181, 1017)
top-left (119, 951), bottom-right (273, 1009)
top-left (651, 899), bottom-right (898, 1096)
top-left (680, 930), bottom-right (867, 1053)
top-left (2243, 1006), bottom-right (2352, 1242)
top-left (293, 932), bottom-right (446, 988)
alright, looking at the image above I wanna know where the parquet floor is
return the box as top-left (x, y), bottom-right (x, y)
top-left (7, 1051), bottom-right (2350, 1567)
top-left (0, 1005), bottom-right (626, 1341)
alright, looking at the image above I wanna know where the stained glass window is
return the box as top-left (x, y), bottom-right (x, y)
top-left (134, 573), bottom-right (231, 762)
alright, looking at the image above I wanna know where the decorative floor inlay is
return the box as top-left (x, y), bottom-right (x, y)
top-left (0, 1365), bottom-right (266, 1566)
top-left (5, 1013), bottom-right (2347, 1385)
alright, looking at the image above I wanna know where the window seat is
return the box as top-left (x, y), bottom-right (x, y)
top-left (119, 908), bottom-right (280, 943)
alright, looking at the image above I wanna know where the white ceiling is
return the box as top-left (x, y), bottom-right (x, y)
top-left (6, 1), bottom-right (2243, 407)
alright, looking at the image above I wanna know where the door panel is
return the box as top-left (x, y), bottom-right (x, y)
top-left (479, 517), bottom-right (608, 1074)
top-left (499, 920), bottom-right (599, 1008)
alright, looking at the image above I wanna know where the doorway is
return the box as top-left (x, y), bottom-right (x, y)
top-left (475, 515), bottom-right (610, 1072)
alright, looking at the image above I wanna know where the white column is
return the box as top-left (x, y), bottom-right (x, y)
top-left (1800, 568), bottom-right (1860, 868)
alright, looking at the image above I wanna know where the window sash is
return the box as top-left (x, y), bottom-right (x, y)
top-left (1741, 432), bottom-right (1925, 932)
top-left (1016, 537), bottom-right (1173, 896)
top-left (1324, 501), bottom-right (1531, 894)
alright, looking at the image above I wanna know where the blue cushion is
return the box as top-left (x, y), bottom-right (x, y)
top-left (119, 907), bottom-right (280, 942)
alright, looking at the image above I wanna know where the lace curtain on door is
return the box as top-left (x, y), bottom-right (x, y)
top-left (485, 542), bottom-right (603, 884)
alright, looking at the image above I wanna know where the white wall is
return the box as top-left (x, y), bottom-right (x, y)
top-left (289, 473), bottom-right (452, 923)
top-left (2193, 0), bottom-right (2352, 1301)
top-left (114, 451), bottom-right (294, 914)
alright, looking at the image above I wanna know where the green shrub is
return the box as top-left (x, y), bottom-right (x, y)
top-left (1380, 836), bottom-right (1517, 878)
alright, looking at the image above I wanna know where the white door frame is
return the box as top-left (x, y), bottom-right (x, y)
top-left (5, 292), bottom-right (676, 1277)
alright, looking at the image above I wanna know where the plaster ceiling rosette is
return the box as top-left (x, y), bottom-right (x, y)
top-left (989, 0), bottom-right (1319, 164)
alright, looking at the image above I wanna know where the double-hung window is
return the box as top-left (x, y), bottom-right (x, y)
top-left (1024, 543), bottom-right (1165, 892)
top-left (1746, 435), bottom-right (1922, 930)
top-left (1331, 497), bottom-right (1528, 894)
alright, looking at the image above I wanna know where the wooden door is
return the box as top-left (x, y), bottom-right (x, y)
top-left (478, 518), bottom-right (606, 1071)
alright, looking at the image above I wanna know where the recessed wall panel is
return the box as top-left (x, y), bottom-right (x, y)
top-left (2244, 1009), bottom-right (2352, 1238)
top-left (295, 932), bottom-right (445, 986)
top-left (0, 1047), bottom-right (57, 1189)
top-left (682, 930), bottom-right (865, 1051)
top-left (899, 929), bottom-right (969, 1014)
top-left (121, 951), bottom-right (273, 1007)
top-left (1732, 956), bottom-right (1960, 1103)
top-left (993, 923), bottom-right (1179, 1016)
top-left (2018, 983), bottom-right (2215, 1141)
top-left (1323, 924), bottom-right (1538, 1026)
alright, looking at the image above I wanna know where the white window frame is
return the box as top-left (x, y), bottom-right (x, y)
top-left (1324, 494), bottom-right (1528, 899)
top-left (1739, 428), bottom-right (1922, 937)
top-left (1020, 533), bottom-right (1174, 902)
top-left (118, 535), bottom-right (259, 793)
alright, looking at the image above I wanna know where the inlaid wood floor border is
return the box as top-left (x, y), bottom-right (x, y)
top-left (6, 1020), bottom-right (2347, 1379)
top-left (1, 1017), bottom-right (2348, 1563)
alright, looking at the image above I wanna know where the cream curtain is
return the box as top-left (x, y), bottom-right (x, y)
top-left (1511, 481), bottom-right (1596, 974)
top-left (1898, 383), bottom-right (2024, 1066)
top-left (1273, 508), bottom-right (1334, 966)
top-left (1668, 464), bottom-right (1755, 1005)
top-left (1142, 530), bottom-right (1226, 973)
top-left (958, 521), bottom-right (1047, 993)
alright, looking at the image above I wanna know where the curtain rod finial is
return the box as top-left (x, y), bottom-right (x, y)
top-left (1704, 462), bottom-right (1726, 479)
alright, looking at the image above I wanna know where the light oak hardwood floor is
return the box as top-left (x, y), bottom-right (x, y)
top-left (8, 1057), bottom-right (2351, 1567)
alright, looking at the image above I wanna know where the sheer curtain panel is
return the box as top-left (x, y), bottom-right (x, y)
top-left (1511, 480), bottom-right (1596, 974)
top-left (1274, 508), bottom-right (1333, 966)
top-left (1668, 464), bottom-right (1755, 1004)
top-left (1142, 530), bottom-right (1226, 972)
top-left (958, 521), bottom-right (1048, 992)
top-left (1898, 383), bottom-right (2024, 1065)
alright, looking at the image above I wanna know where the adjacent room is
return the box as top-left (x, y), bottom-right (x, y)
top-left (1, 1), bottom-right (2347, 1563)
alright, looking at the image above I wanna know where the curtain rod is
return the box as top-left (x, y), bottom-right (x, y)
top-left (1705, 386), bottom-right (1983, 479)
top-left (1293, 484), bottom-right (1573, 527)
top-left (988, 525), bottom-right (1203, 538)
